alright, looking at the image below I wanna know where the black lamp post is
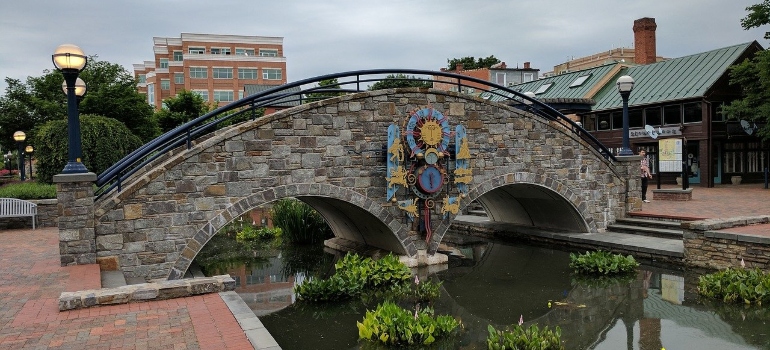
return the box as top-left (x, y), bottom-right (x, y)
top-left (25, 145), bottom-right (33, 180)
top-left (616, 75), bottom-right (635, 156)
top-left (52, 44), bottom-right (89, 174)
top-left (13, 131), bottom-right (26, 181)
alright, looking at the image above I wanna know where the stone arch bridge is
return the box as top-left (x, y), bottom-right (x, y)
top-left (54, 71), bottom-right (640, 281)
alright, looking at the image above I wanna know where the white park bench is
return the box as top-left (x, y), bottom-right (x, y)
top-left (0, 198), bottom-right (37, 229)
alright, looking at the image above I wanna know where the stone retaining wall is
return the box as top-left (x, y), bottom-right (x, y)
top-left (0, 199), bottom-right (57, 229)
top-left (683, 216), bottom-right (770, 271)
top-left (58, 275), bottom-right (235, 311)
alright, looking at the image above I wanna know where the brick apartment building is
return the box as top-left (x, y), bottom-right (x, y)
top-left (433, 61), bottom-right (539, 94)
top-left (546, 17), bottom-right (666, 76)
top-left (134, 33), bottom-right (287, 110)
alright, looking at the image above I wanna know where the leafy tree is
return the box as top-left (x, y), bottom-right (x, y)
top-left (368, 74), bottom-right (433, 90)
top-left (0, 56), bottom-right (158, 150)
top-left (153, 90), bottom-right (213, 133)
top-left (305, 78), bottom-right (344, 102)
top-left (722, 1), bottom-right (770, 141)
top-left (33, 114), bottom-right (143, 183)
top-left (446, 55), bottom-right (501, 71)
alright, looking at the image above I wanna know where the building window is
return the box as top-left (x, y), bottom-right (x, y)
top-left (711, 101), bottom-right (727, 122)
top-left (190, 67), bottom-right (207, 79)
top-left (259, 49), bottom-right (278, 57)
top-left (160, 79), bottom-right (170, 90)
top-left (582, 114), bottom-right (597, 131)
top-left (263, 69), bottom-right (282, 80)
top-left (213, 68), bottom-right (233, 79)
top-left (569, 74), bottom-right (591, 88)
top-left (683, 102), bottom-right (702, 123)
top-left (663, 104), bottom-right (681, 125)
top-left (723, 142), bottom-right (744, 173)
top-left (188, 47), bottom-right (205, 54)
top-left (193, 90), bottom-right (209, 102)
top-left (628, 109), bottom-right (644, 128)
top-left (597, 113), bottom-right (611, 130)
top-left (495, 73), bottom-right (506, 86)
top-left (138, 75), bottom-right (146, 83)
top-left (239, 90), bottom-right (244, 100)
top-left (612, 112), bottom-right (622, 130)
top-left (147, 84), bottom-right (155, 105)
top-left (236, 48), bottom-right (255, 56)
top-left (159, 58), bottom-right (169, 69)
top-left (746, 142), bottom-right (768, 173)
top-left (211, 48), bottom-right (231, 55)
top-left (173, 51), bottom-right (183, 61)
top-left (213, 90), bottom-right (234, 102)
top-left (238, 68), bottom-right (257, 79)
top-left (534, 83), bottom-right (552, 94)
top-left (174, 73), bottom-right (184, 84)
top-left (523, 73), bottom-right (534, 82)
top-left (645, 107), bottom-right (661, 126)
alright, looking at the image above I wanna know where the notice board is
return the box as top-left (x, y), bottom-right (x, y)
top-left (658, 138), bottom-right (682, 172)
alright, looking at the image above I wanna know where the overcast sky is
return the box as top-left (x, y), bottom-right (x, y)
top-left (1, 0), bottom-right (767, 94)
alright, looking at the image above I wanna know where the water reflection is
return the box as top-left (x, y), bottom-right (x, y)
top-left (197, 237), bottom-right (770, 349)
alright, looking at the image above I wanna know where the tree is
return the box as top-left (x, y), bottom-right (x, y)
top-left (0, 57), bottom-right (158, 150)
top-left (368, 74), bottom-right (433, 90)
top-left (33, 114), bottom-right (143, 183)
top-left (153, 90), bottom-right (213, 133)
top-left (306, 78), bottom-right (344, 102)
top-left (722, 1), bottom-right (770, 141)
top-left (446, 55), bottom-right (501, 71)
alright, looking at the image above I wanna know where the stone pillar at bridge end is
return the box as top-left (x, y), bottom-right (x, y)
top-left (54, 172), bottom-right (97, 266)
top-left (615, 155), bottom-right (643, 214)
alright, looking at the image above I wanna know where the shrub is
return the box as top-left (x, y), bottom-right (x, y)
top-left (569, 250), bottom-right (639, 276)
top-left (487, 323), bottom-right (564, 350)
top-left (34, 114), bottom-right (143, 183)
top-left (236, 225), bottom-right (282, 242)
top-left (271, 198), bottom-right (333, 244)
top-left (357, 301), bottom-right (461, 346)
top-left (0, 182), bottom-right (56, 199)
top-left (698, 268), bottom-right (770, 305)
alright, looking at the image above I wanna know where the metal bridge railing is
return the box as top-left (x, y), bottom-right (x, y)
top-left (94, 69), bottom-right (616, 200)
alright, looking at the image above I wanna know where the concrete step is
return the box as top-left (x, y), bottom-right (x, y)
top-left (615, 217), bottom-right (682, 229)
top-left (100, 270), bottom-right (127, 288)
top-left (607, 223), bottom-right (682, 239)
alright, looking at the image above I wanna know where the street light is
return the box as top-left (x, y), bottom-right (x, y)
top-left (25, 145), bottom-right (34, 180)
top-left (616, 75), bottom-right (635, 156)
top-left (61, 77), bottom-right (87, 98)
top-left (52, 44), bottom-right (89, 173)
top-left (13, 131), bottom-right (26, 181)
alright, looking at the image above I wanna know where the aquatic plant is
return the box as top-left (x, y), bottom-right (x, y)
top-left (698, 267), bottom-right (770, 305)
top-left (271, 198), bottom-right (333, 245)
top-left (357, 301), bottom-right (461, 346)
top-left (569, 250), bottom-right (639, 276)
top-left (487, 321), bottom-right (564, 350)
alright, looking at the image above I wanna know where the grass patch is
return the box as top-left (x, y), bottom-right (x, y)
top-left (569, 250), bottom-right (639, 276)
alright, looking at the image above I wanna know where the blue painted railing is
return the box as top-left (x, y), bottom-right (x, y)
top-left (95, 69), bottom-right (615, 199)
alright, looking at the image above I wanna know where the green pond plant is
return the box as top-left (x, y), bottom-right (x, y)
top-left (698, 267), bottom-right (770, 305)
top-left (357, 301), bottom-right (461, 346)
top-left (569, 250), bottom-right (639, 276)
top-left (486, 318), bottom-right (564, 350)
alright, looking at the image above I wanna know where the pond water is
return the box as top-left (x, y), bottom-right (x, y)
top-left (197, 236), bottom-right (770, 349)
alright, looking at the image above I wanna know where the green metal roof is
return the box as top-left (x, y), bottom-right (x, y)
top-left (592, 41), bottom-right (761, 111)
top-left (482, 63), bottom-right (619, 103)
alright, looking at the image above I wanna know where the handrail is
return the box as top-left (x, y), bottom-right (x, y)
top-left (95, 69), bottom-right (616, 199)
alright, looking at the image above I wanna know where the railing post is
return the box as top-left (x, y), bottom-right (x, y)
top-left (186, 129), bottom-right (192, 149)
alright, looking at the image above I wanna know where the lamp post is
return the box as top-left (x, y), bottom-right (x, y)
top-left (616, 75), bottom-right (635, 156)
top-left (25, 145), bottom-right (34, 180)
top-left (52, 44), bottom-right (89, 173)
top-left (13, 131), bottom-right (26, 181)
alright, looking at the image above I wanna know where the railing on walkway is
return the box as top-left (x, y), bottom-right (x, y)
top-left (95, 69), bottom-right (616, 199)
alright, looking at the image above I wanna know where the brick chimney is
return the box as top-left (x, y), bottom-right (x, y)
top-left (633, 17), bottom-right (657, 65)
top-left (456, 63), bottom-right (464, 71)
top-left (523, 61), bottom-right (531, 69)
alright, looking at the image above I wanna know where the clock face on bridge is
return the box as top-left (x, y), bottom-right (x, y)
top-left (417, 165), bottom-right (444, 194)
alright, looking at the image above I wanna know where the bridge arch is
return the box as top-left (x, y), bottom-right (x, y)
top-left (89, 87), bottom-right (629, 281)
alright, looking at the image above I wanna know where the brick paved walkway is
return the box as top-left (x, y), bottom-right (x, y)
top-left (0, 227), bottom-right (253, 350)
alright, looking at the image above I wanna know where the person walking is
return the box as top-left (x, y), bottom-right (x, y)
top-left (640, 150), bottom-right (652, 203)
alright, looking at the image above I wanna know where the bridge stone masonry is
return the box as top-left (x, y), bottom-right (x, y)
top-left (56, 88), bottom-right (641, 281)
